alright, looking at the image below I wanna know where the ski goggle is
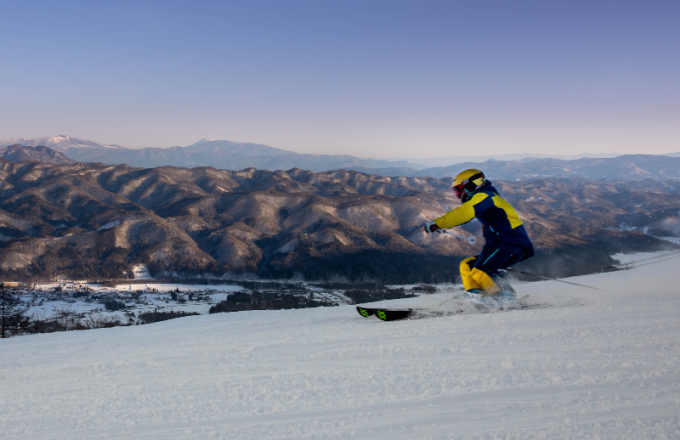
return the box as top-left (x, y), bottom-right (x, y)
top-left (452, 181), bottom-right (468, 199)
top-left (453, 174), bottom-right (484, 199)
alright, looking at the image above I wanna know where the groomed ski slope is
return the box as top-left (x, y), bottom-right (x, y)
top-left (2, 254), bottom-right (680, 439)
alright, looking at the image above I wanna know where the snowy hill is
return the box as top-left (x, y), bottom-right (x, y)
top-left (2, 253), bottom-right (680, 439)
top-left (0, 135), bottom-right (123, 151)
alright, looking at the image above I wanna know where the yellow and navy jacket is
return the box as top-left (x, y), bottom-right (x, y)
top-left (434, 182), bottom-right (534, 258)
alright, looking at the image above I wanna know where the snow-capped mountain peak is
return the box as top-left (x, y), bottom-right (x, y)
top-left (189, 138), bottom-right (217, 146)
top-left (0, 135), bottom-right (124, 152)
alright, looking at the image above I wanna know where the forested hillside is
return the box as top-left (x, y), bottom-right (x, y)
top-left (0, 161), bottom-right (678, 282)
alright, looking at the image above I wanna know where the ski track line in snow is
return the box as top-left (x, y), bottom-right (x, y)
top-left (2, 256), bottom-right (680, 439)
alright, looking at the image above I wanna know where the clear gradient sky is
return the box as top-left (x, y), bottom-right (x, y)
top-left (1, 0), bottom-right (678, 157)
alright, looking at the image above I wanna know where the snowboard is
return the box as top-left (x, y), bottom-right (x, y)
top-left (356, 306), bottom-right (413, 321)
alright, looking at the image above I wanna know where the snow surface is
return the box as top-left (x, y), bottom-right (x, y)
top-left (131, 265), bottom-right (152, 280)
top-left (2, 254), bottom-right (680, 439)
top-left (659, 236), bottom-right (680, 245)
top-left (23, 283), bottom-right (245, 322)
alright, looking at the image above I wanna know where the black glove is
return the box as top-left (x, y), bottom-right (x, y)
top-left (424, 221), bottom-right (440, 234)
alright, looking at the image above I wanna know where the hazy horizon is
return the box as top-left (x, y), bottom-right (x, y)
top-left (0, 134), bottom-right (638, 164)
top-left (1, 1), bottom-right (678, 158)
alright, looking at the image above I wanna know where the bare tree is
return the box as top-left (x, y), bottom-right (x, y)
top-left (1, 284), bottom-right (30, 338)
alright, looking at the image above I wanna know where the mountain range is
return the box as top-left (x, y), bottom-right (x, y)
top-left (3, 135), bottom-right (678, 179)
top-left (391, 152), bottom-right (624, 168)
top-left (0, 160), bottom-right (677, 283)
top-left (354, 154), bottom-right (680, 180)
top-left (0, 144), bottom-right (77, 165)
top-left (2, 137), bottom-right (680, 183)
top-left (0, 136), bottom-right (424, 172)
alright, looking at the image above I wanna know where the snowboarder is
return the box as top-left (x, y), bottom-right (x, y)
top-left (424, 169), bottom-right (534, 298)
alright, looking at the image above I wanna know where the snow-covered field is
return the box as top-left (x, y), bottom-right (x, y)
top-left (2, 254), bottom-right (680, 439)
top-left (24, 283), bottom-right (245, 321)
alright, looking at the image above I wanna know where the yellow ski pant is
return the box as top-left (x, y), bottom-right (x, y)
top-left (459, 256), bottom-right (500, 295)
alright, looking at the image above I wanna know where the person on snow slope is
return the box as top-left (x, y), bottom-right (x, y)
top-left (424, 169), bottom-right (534, 298)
